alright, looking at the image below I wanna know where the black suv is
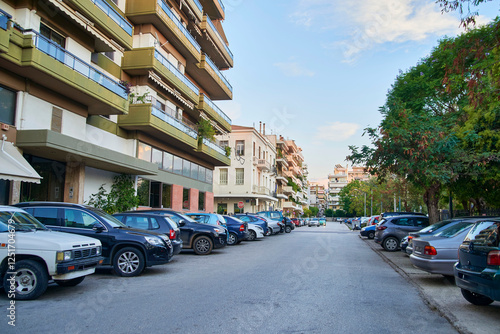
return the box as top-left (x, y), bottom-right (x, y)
top-left (113, 212), bottom-right (183, 256)
top-left (15, 202), bottom-right (173, 277)
top-left (137, 210), bottom-right (227, 255)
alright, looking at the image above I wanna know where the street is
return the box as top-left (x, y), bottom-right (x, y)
top-left (1, 223), bottom-right (457, 334)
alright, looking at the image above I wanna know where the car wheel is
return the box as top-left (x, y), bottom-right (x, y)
top-left (193, 236), bottom-right (213, 255)
top-left (3, 260), bottom-right (48, 300)
top-left (265, 228), bottom-right (272, 236)
top-left (248, 230), bottom-right (257, 241)
top-left (227, 232), bottom-right (238, 246)
top-left (367, 231), bottom-right (375, 239)
top-left (461, 289), bottom-right (494, 306)
top-left (113, 247), bottom-right (145, 277)
top-left (285, 226), bottom-right (292, 233)
top-left (382, 237), bottom-right (399, 252)
top-left (54, 276), bottom-right (86, 287)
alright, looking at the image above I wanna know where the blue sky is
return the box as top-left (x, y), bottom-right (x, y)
top-left (215, 0), bottom-right (498, 181)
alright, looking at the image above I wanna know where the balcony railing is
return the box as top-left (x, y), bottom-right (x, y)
top-left (154, 49), bottom-right (199, 95)
top-left (30, 31), bottom-right (127, 99)
top-left (203, 94), bottom-right (231, 125)
top-left (257, 159), bottom-right (271, 171)
top-left (92, 0), bottom-right (133, 35)
top-left (203, 138), bottom-right (226, 156)
top-left (218, 0), bottom-right (225, 14)
top-left (204, 54), bottom-right (232, 92)
top-left (206, 16), bottom-right (233, 60)
top-left (253, 185), bottom-right (270, 196)
top-left (193, 0), bottom-right (203, 12)
top-left (0, 9), bottom-right (11, 30)
top-left (158, 0), bottom-right (201, 53)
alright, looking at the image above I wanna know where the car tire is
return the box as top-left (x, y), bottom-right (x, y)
top-left (248, 230), bottom-right (257, 241)
top-left (4, 260), bottom-right (48, 300)
top-left (461, 289), bottom-right (494, 306)
top-left (54, 276), bottom-right (86, 287)
top-left (113, 247), bottom-right (145, 277)
top-left (382, 237), bottom-right (399, 252)
top-left (227, 232), bottom-right (238, 246)
top-left (265, 228), bottom-right (272, 236)
top-left (285, 226), bottom-right (292, 233)
top-left (193, 236), bottom-right (213, 255)
top-left (367, 231), bottom-right (375, 239)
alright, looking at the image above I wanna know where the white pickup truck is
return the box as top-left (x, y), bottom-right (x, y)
top-left (0, 206), bottom-right (103, 300)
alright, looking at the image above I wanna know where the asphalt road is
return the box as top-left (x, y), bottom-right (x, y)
top-left (0, 223), bottom-right (457, 333)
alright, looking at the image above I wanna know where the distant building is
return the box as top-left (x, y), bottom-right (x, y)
top-left (327, 164), bottom-right (370, 211)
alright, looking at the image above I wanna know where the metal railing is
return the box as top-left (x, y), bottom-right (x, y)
top-left (154, 49), bottom-right (199, 95)
top-left (204, 53), bottom-right (232, 92)
top-left (0, 9), bottom-right (11, 30)
top-left (192, 0), bottom-right (203, 12)
top-left (158, 0), bottom-right (201, 52)
top-left (92, 0), bottom-right (133, 35)
top-left (30, 30), bottom-right (127, 99)
top-left (257, 159), bottom-right (271, 170)
top-left (218, 0), bottom-right (225, 13)
top-left (253, 185), bottom-right (270, 196)
top-left (203, 138), bottom-right (226, 156)
top-left (206, 15), bottom-right (233, 60)
top-left (202, 94), bottom-right (231, 124)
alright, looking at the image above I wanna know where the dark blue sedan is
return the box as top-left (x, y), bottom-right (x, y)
top-left (223, 215), bottom-right (250, 245)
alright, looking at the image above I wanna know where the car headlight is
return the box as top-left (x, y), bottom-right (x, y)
top-left (56, 250), bottom-right (73, 262)
top-left (145, 236), bottom-right (164, 246)
top-left (96, 246), bottom-right (102, 256)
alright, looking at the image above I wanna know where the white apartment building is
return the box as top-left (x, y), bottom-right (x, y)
top-left (214, 125), bottom-right (277, 214)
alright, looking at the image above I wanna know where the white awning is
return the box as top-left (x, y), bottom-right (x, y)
top-left (0, 138), bottom-right (41, 184)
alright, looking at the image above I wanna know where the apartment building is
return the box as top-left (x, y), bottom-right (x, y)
top-left (327, 164), bottom-right (370, 210)
top-left (0, 0), bottom-right (233, 213)
top-left (213, 124), bottom-right (277, 214)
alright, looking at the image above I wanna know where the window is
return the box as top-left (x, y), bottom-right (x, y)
top-left (217, 203), bottom-right (227, 215)
top-left (198, 191), bottom-right (205, 211)
top-left (220, 140), bottom-right (228, 148)
top-left (124, 216), bottom-right (150, 230)
top-left (137, 178), bottom-right (150, 206)
top-left (152, 148), bottom-right (163, 168)
top-left (33, 207), bottom-right (59, 226)
top-left (219, 169), bottom-right (228, 185)
top-left (206, 169), bottom-right (213, 184)
top-left (138, 142), bottom-right (152, 162)
top-left (190, 163), bottom-right (198, 180)
top-left (162, 184), bottom-right (172, 208)
top-left (0, 85), bottom-right (16, 125)
top-left (104, 51), bottom-right (114, 60)
top-left (173, 156), bottom-right (182, 174)
top-left (198, 166), bottom-right (206, 182)
top-left (253, 142), bottom-right (255, 156)
top-left (235, 168), bottom-right (244, 185)
top-left (236, 140), bottom-right (245, 156)
top-left (163, 152), bottom-right (173, 172)
top-left (395, 218), bottom-right (412, 226)
top-left (40, 23), bottom-right (65, 48)
top-left (63, 209), bottom-right (99, 229)
top-left (183, 188), bottom-right (190, 210)
top-left (183, 160), bottom-right (191, 177)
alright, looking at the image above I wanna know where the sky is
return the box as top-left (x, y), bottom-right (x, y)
top-left (214, 0), bottom-right (499, 181)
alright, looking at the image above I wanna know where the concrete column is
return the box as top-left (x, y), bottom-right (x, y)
top-left (205, 192), bottom-right (214, 213)
top-left (189, 188), bottom-right (199, 212)
top-left (9, 181), bottom-right (21, 205)
top-left (172, 184), bottom-right (183, 211)
top-left (64, 164), bottom-right (85, 203)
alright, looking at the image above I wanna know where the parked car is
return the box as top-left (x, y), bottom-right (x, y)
top-left (308, 219), bottom-right (319, 227)
top-left (247, 223), bottom-right (265, 240)
top-left (223, 215), bottom-right (249, 245)
top-left (185, 213), bottom-right (227, 227)
top-left (256, 210), bottom-right (288, 233)
top-left (374, 215), bottom-right (430, 251)
top-left (454, 219), bottom-right (500, 306)
top-left (380, 212), bottom-right (427, 219)
top-left (16, 202), bottom-right (173, 277)
top-left (112, 212), bottom-right (183, 255)
top-left (0, 206), bottom-right (103, 300)
top-left (139, 209), bottom-right (228, 255)
top-left (234, 214), bottom-right (269, 235)
top-left (283, 217), bottom-right (295, 233)
top-left (319, 218), bottom-right (326, 226)
top-left (410, 219), bottom-right (477, 276)
top-left (291, 218), bottom-right (300, 227)
top-left (360, 224), bottom-right (376, 239)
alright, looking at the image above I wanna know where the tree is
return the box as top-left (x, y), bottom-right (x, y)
top-left (309, 206), bottom-right (319, 217)
top-left (87, 174), bottom-right (139, 214)
top-left (436, 0), bottom-right (495, 28)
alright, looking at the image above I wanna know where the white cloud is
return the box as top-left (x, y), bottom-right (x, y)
top-left (290, 0), bottom-right (463, 61)
top-left (273, 62), bottom-right (315, 77)
top-left (315, 122), bottom-right (360, 142)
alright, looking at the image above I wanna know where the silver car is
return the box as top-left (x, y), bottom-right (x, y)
top-left (409, 220), bottom-right (477, 276)
top-left (308, 219), bottom-right (319, 227)
top-left (374, 215), bottom-right (430, 251)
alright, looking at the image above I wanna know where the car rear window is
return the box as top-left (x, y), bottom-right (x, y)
top-left (434, 221), bottom-right (474, 238)
top-left (463, 221), bottom-right (500, 247)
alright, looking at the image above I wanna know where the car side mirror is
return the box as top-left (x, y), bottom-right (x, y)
top-left (178, 220), bottom-right (186, 227)
top-left (92, 223), bottom-right (105, 233)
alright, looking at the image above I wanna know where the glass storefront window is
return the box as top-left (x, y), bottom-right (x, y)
top-left (137, 178), bottom-right (150, 206)
top-left (191, 163), bottom-right (199, 180)
top-left (163, 152), bottom-right (173, 172)
top-left (162, 184), bottom-right (172, 208)
top-left (198, 191), bottom-right (205, 211)
top-left (173, 156), bottom-right (182, 174)
top-left (138, 142), bottom-right (152, 162)
top-left (183, 160), bottom-right (191, 177)
top-left (152, 148), bottom-right (163, 168)
top-left (198, 166), bottom-right (206, 182)
top-left (183, 188), bottom-right (190, 210)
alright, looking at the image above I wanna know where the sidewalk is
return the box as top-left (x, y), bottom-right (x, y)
top-left (360, 235), bottom-right (500, 334)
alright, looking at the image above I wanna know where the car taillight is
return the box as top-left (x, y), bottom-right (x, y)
top-left (487, 250), bottom-right (500, 266)
top-left (169, 230), bottom-right (176, 240)
top-left (377, 225), bottom-right (387, 231)
top-left (240, 224), bottom-right (245, 231)
top-left (408, 236), bottom-right (413, 240)
top-left (424, 245), bottom-right (437, 256)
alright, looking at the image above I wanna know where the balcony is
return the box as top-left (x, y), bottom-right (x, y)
top-left (276, 157), bottom-right (289, 167)
top-left (194, 137), bottom-right (230, 166)
top-left (63, 0), bottom-right (133, 50)
top-left (180, 0), bottom-right (204, 22)
top-left (253, 185), bottom-right (271, 196)
top-left (0, 9), bottom-right (11, 53)
top-left (257, 159), bottom-right (271, 172)
top-left (1, 29), bottom-right (128, 115)
top-left (122, 47), bottom-right (199, 104)
top-left (118, 99), bottom-right (198, 150)
top-left (276, 192), bottom-right (288, 200)
top-left (283, 186), bottom-right (295, 196)
top-left (198, 14), bottom-right (233, 69)
top-left (199, 0), bottom-right (225, 20)
top-left (198, 94), bottom-right (231, 132)
top-left (126, 0), bottom-right (201, 63)
top-left (276, 175), bottom-right (287, 184)
top-left (192, 53), bottom-right (232, 100)
top-left (283, 202), bottom-right (301, 211)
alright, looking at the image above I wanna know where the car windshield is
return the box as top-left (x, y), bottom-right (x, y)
top-left (0, 211), bottom-right (47, 232)
top-left (434, 221), bottom-right (474, 238)
top-left (419, 220), bottom-right (454, 233)
top-left (88, 207), bottom-right (126, 228)
top-left (164, 216), bottom-right (179, 229)
top-left (167, 213), bottom-right (197, 224)
top-left (462, 220), bottom-right (500, 247)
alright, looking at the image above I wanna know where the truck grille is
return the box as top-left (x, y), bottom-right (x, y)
top-left (73, 247), bottom-right (98, 259)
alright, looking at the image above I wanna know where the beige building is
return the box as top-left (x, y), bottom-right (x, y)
top-left (0, 0), bottom-right (233, 213)
top-left (327, 164), bottom-right (370, 210)
top-left (213, 124), bottom-right (277, 214)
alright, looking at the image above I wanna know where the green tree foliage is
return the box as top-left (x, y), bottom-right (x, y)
top-left (348, 19), bottom-right (500, 222)
top-left (436, 0), bottom-right (494, 27)
top-left (197, 118), bottom-right (215, 144)
top-left (309, 206), bottom-right (319, 217)
top-left (324, 209), bottom-right (333, 217)
top-left (87, 174), bottom-right (139, 214)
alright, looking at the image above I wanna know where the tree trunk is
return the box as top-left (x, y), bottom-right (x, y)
top-left (423, 183), bottom-right (441, 224)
